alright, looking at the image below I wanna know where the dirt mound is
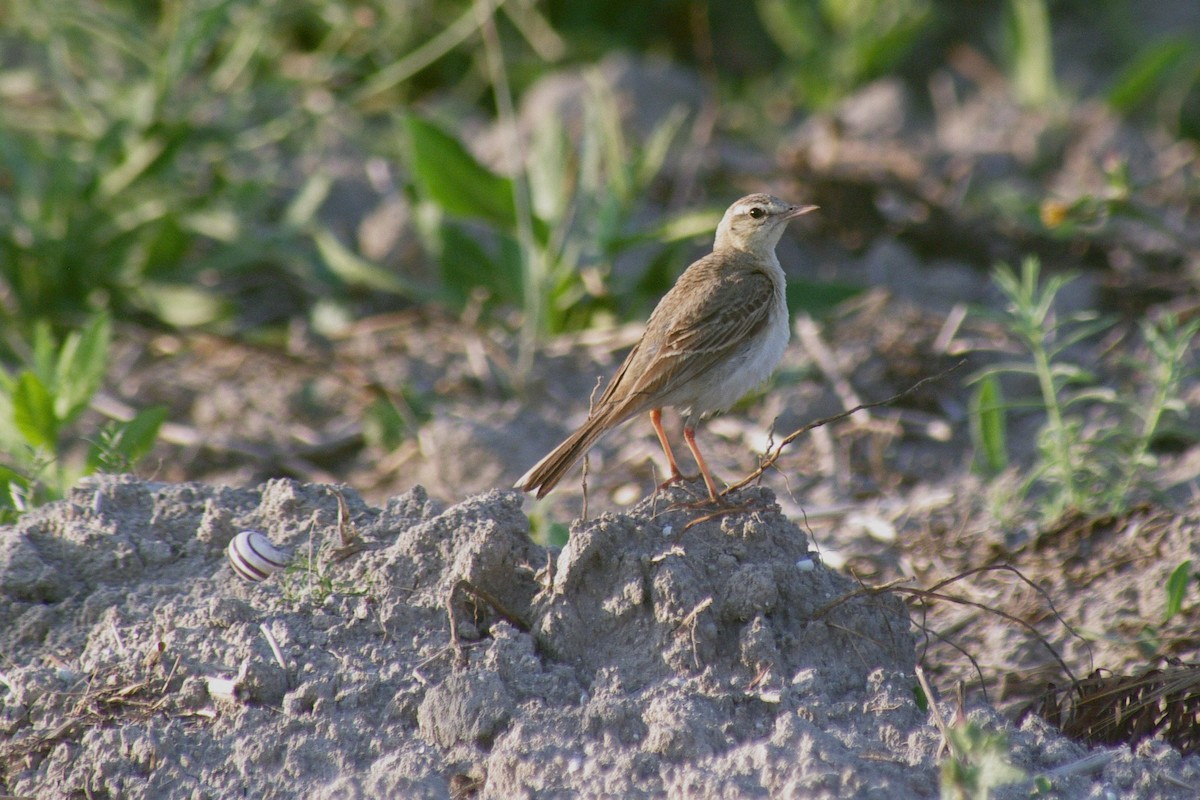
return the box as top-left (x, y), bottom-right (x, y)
top-left (3, 476), bottom-right (1199, 798)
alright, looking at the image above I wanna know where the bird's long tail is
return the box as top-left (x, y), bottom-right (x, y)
top-left (515, 415), bottom-right (614, 499)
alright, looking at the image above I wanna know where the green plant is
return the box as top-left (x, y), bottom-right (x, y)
top-left (1, 1), bottom-right (249, 328)
top-left (1162, 560), bottom-right (1194, 624)
top-left (0, 0), bottom-right (481, 332)
top-left (1003, 0), bottom-right (1057, 107)
top-left (756, 0), bottom-right (933, 109)
top-left (969, 374), bottom-right (1008, 475)
top-left (1108, 35), bottom-right (1200, 138)
top-left (0, 314), bottom-right (166, 521)
top-left (1037, 157), bottom-right (1134, 236)
top-left (526, 507), bottom-right (570, 548)
top-left (403, 86), bottom-right (714, 363)
top-left (281, 551), bottom-right (373, 606)
top-left (940, 721), bottom-right (1026, 800)
top-left (970, 257), bottom-right (1198, 524)
top-left (1133, 559), bottom-right (1196, 658)
top-left (361, 387), bottom-right (430, 453)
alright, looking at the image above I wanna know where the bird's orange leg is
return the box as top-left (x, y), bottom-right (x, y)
top-left (683, 424), bottom-right (724, 504)
top-left (650, 409), bottom-right (690, 489)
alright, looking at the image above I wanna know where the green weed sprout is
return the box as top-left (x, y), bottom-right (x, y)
top-left (0, 314), bottom-right (166, 521)
top-left (941, 722), bottom-right (1026, 800)
top-left (1135, 559), bottom-right (1196, 659)
top-left (1004, 0), bottom-right (1058, 107)
top-left (970, 257), bottom-right (1197, 524)
top-left (756, 0), bottom-right (933, 109)
top-left (402, 87), bottom-right (709, 370)
top-left (2, 1), bottom-right (442, 331)
top-left (281, 551), bottom-right (373, 606)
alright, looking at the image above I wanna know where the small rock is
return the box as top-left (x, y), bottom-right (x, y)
top-left (417, 671), bottom-right (513, 748)
top-left (0, 533), bottom-right (62, 602)
top-left (720, 564), bottom-right (778, 622)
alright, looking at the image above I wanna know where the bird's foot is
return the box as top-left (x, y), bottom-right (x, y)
top-left (656, 470), bottom-right (700, 493)
top-left (668, 488), bottom-right (728, 510)
top-left (671, 491), bottom-right (759, 542)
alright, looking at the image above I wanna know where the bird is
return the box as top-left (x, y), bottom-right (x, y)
top-left (516, 193), bottom-right (816, 504)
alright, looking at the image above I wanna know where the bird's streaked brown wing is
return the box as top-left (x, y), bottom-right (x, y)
top-left (595, 267), bottom-right (776, 419)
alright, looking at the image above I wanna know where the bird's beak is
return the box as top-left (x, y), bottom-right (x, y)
top-left (784, 204), bottom-right (819, 220)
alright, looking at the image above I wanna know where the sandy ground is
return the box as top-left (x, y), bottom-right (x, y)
top-left (3, 475), bottom-right (1200, 798)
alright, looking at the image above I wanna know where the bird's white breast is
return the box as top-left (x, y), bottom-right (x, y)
top-left (688, 257), bottom-right (790, 417)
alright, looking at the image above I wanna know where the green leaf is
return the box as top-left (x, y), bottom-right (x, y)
top-left (285, 172), bottom-right (334, 229)
top-left (136, 283), bottom-right (230, 328)
top-left (1048, 316), bottom-right (1114, 354)
top-left (1163, 560), bottom-right (1193, 623)
top-left (546, 522), bottom-right (570, 548)
top-left (0, 388), bottom-right (20, 454)
top-left (912, 683), bottom-right (929, 712)
top-left (403, 114), bottom-right (520, 232)
top-left (635, 105), bottom-right (687, 189)
top-left (54, 314), bottom-right (111, 423)
top-left (1108, 38), bottom-right (1193, 113)
top-left (97, 134), bottom-right (167, 200)
top-left (436, 222), bottom-right (523, 307)
top-left (31, 321), bottom-right (57, 385)
top-left (526, 113), bottom-right (570, 221)
top-left (612, 208), bottom-right (723, 249)
top-left (12, 372), bottom-right (58, 449)
top-left (0, 464), bottom-right (31, 523)
top-left (362, 396), bottom-right (409, 452)
top-left (857, 9), bottom-right (932, 78)
top-left (87, 405), bottom-right (168, 474)
top-left (117, 405), bottom-right (168, 460)
top-left (970, 374), bottom-right (1008, 474)
top-left (141, 214), bottom-right (191, 277)
top-left (1005, 0), bottom-right (1057, 107)
top-left (312, 226), bottom-right (428, 298)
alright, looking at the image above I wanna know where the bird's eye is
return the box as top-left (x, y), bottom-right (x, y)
top-left (748, 207), bottom-right (765, 219)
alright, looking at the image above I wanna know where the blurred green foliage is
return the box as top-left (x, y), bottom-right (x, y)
top-left (970, 259), bottom-right (1199, 525)
top-left (1109, 37), bottom-right (1200, 138)
top-left (1134, 559), bottom-right (1196, 658)
top-left (1, 0), bottom-right (1195, 337)
top-left (757, 0), bottom-right (934, 108)
top-left (969, 374), bottom-right (1008, 475)
top-left (940, 721), bottom-right (1026, 800)
top-left (0, 0), bottom-right (522, 336)
top-left (403, 93), bottom-right (732, 383)
top-left (1004, 0), bottom-right (1057, 107)
top-left (2, 0), bottom-right (313, 331)
top-left (0, 314), bottom-right (166, 521)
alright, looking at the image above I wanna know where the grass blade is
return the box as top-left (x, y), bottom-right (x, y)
top-left (13, 372), bottom-right (58, 450)
top-left (970, 374), bottom-right (1009, 474)
top-left (1163, 560), bottom-right (1193, 623)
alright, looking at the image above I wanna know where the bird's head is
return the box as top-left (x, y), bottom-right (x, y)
top-left (714, 194), bottom-right (817, 254)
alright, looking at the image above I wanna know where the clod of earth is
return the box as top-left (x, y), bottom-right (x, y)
top-left (2, 475), bottom-right (1198, 798)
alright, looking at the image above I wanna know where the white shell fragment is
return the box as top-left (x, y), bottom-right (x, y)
top-left (227, 530), bottom-right (291, 582)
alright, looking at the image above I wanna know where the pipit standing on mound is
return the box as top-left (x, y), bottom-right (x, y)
top-left (516, 193), bottom-right (816, 504)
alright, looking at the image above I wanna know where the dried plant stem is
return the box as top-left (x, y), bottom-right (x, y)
top-left (726, 359), bottom-right (966, 495)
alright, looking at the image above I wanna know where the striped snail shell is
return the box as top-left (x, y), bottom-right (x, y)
top-left (227, 530), bottom-right (291, 582)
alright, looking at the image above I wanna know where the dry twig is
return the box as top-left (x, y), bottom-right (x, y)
top-left (725, 359), bottom-right (966, 494)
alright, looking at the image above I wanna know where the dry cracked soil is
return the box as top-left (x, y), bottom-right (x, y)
top-left (3, 475), bottom-right (1200, 798)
